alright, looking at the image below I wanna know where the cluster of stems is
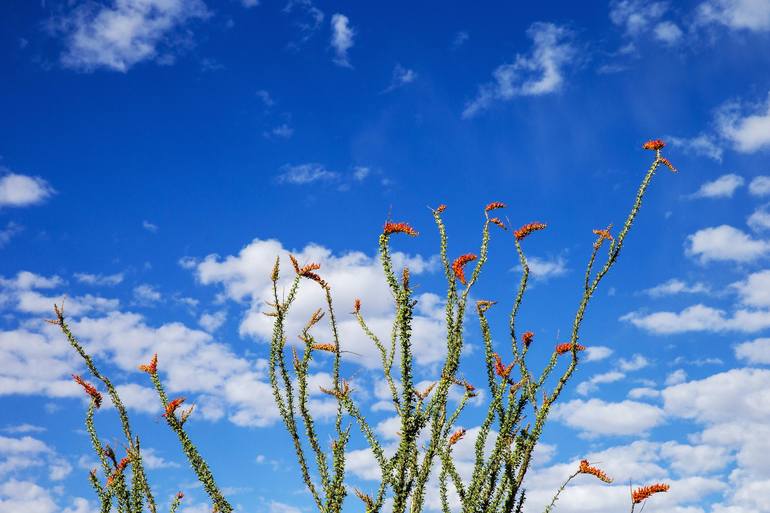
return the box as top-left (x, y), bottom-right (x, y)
top-left (52, 304), bottom-right (233, 513)
top-left (268, 143), bottom-right (675, 513)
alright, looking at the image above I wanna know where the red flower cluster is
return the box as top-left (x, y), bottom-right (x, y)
top-left (514, 222), bottom-right (547, 241)
top-left (493, 353), bottom-right (514, 379)
top-left (452, 254), bottom-right (477, 285)
top-left (642, 139), bottom-right (665, 151)
top-left (383, 221), bottom-right (418, 237)
top-left (72, 374), bottom-right (102, 408)
top-left (632, 483), bottom-right (670, 504)
top-left (555, 343), bottom-right (586, 355)
top-left (659, 157), bottom-right (677, 172)
top-left (164, 397), bottom-right (186, 417)
top-left (353, 298), bottom-right (361, 313)
top-left (579, 459), bottom-right (613, 483)
top-left (448, 428), bottom-right (466, 446)
top-left (485, 201), bottom-right (506, 212)
top-left (522, 331), bottom-right (534, 348)
top-left (138, 353), bottom-right (158, 374)
top-left (435, 204), bottom-right (447, 214)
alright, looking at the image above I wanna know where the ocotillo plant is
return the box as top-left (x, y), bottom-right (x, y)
top-left (51, 303), bottom-right (233, 513)
top-left (267, 140), bottom-right (677, 513)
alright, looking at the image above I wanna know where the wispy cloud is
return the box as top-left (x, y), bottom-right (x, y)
top-left (383, 64), bottom-right (417, 93)
top-left (642, 278), bottom-right (710, 297)
top-left (452, 30), bottom-right (469, 49)
top-left (56, 0), bottom-right (209, 72)
top-left (667, 134), bottom-right (724, 161)
top-left (276, 163), bottom-right (340, 185)
top-left (462, 22), bottom-right (575, 118)
top-left (142, 220), bottom-right (159, 233)
top-left (696, 0), bottom-right (770, 32)
top-left (330, 13), bottom-right (355, 67)
top-left (0, 222), bottom-right (23, 248)
top-left (74, 272), bottom-right (124, 286)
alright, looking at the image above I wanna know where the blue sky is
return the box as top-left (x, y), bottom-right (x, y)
top-left (2, 1), bottom-right (770, 512)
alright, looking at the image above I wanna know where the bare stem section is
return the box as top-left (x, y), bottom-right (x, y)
top-left (268, 142), bottom-right (677, 513)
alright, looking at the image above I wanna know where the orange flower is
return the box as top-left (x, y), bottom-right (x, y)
top-left (555, 343), bottom-right (586, 355)
top-left (435, 204), bottom-right (447, 214)
top-left (353, 298), bottom-right (361, 313)
top-left (311, 343), bottom-right (337, 352)
top-left (592, 225), bottom-right (614, 249)
top-left (116, 457), bottom-right (130, 473)
top-left (659, 157), bottom-right (677, 172)
top-left (383, 221), bottom-right (418, 237)
top-left (485, 201), bottom-right (506, 212)
top-left (164, 397), bottom-right (186, 417)
top-left (642, 139), bottom-right (665, 151)
top-left (632, 483), bottom-right (670, 504)
top-left (522, 331), bottom-right (534, 348)
top-left (578, 459), bottom-right (613, 483)
top-left (489, 217), bottom-right (506, 230)
top-left (448, 428), bottom-right (466, 446)
top-left (452, 254), bottom-right (477, 285)
top-left (514, 222), bottom-right (547, 241)
top-left (72, 374), bottom-right (102, 408)
top-left (176, 491), bottom-right (184, 500)
top-left (493, 353), bottom-right (514, 379)
top-left (138, 353), bottom-right (158, 374)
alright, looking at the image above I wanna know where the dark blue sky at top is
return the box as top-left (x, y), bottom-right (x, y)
top-left (2, 1), bottom-right (770, 512)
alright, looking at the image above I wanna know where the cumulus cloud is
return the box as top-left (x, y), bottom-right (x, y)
top-left (734, 337), bottom-right (770, 364)
top-left (732, 269), bottom-right (770, 307)
top-left (576, 371), bottom-right (625, 395)
top-left (642, 278), bottom-right (710, 297)
top-left (621, 303), bottom-right (770, 334)
top-left (133, 284), bottom-right (162, 304)
top-left (525, 255), bottom-right (567, 280)
top-left (685, 225), bottom-right (770, 263)
top-left (716, 92), bottom-right (770, 153)
top-left (653, 21), bottom-right (683, 44)
top-left (610, 0), bottom-right (668, 36)
top-left (0, 173), bottom-right (55, 209)
top-left (462, 22), bottom-right (575, 118)
top-left (552, 398), bottom-right (665, 436)
top-left (57, 0), bottom-right (209, 72)
top-left (583, 346), bottom-right (613, 362)
top-left (689, 173), bottom-right (745, 198)
top-left (330, 13), bottom-right (354, 67)
top-left (749, 176), bottom-right (770, 196)
top-left (198, 310), bottom-right (227, 332)
top-left (748, 205), bottom-right (770, 232)
top-left (697, 0), bottom-right (770, 32)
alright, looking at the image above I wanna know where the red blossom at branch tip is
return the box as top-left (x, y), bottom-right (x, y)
top-left (353, 298), bottom-right (361, 313)
top-left (489, 217), bottom-right (507, 230)
top-left (555, 343), bottom-right (586, 355)
top-left (522, 331), bottom-right (534, 348)
top-left (72, 374), bottom-right (102, 408)
top-left (452, 254), bottom-right (477, 285)
top-left (514, 222), bottom-right (547, 241)
top-left (448, 428), bottom-right (466, 446)
top-left (578, 459), bottom-right (613, 483)
top-left (493, 353), bottom-right (514, 379)
top-left (642, 139), bottom-right (665, 151)
top-left (485, 201), bottom-right (506, 212)
top-left (383, 221), bottom-right (418, 237)
top-left (164, 397), bottom-right (186, 417)
top-left (659, 157), bottom-right (677, 172)
top-left (632, 483), bottom-right (670, 504)
top-left (435, 204), bottom-right (447, 214)
top-left (138, 353), bottom-right (158, 374)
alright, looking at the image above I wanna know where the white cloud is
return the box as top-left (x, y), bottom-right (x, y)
top-left (748, 205), bottom-right (770, 232)
top-left (618, 354), bottom-right (650, 372)
top-left (665, 369), bottom-right (688, 386)
top-left (58, 0), bottom-right (209, 72)
top-left (655, 21), bottom-right (683, 46)
top-left (0, 272), bottom-right (63, 291)
top-left (133, 284), bottom-right (162, 303)
top-left (697, 0), bottom-right (770, 32)
top-left (576, 371), bottom-right (625, 395)
top-left (383, 64), bottom-right (417, 93)
top-left (734, 337), bottom-right (770, 364)
top-left (583, 346), bottom-right (613, 362)
top-left (689, 173), bottom-right (745, 198)
top-left (276, 163), bottom-right (339, 185)
top-left (642, 278), bottom-right (710, 297)
top-left (732, 269), bottom-right (770, 307)
top-left (142, 220), bottom-right (159, 233)
top-left (610, 0), bottom-right (668, 36)
top-left (330, 13), bottom-right (354, 67)
top-left (628, 386), bottom-right (660, 399)
top-left (716, 92), bottom-right (770, 153)
top-left (198, 310), bottom-right (227, 332)
top-left (0, 222), bottom-right (23, 247)
top-left (255, 89), bottom-right (274, 107)
top-left (462, 22), bottom-right (575, 118)
top-left (667, 134), bottom-right (724, 161)
top-left (267, 124), bottom-right (294, 139)
top-left (0, 479), bottom-right (57, 513)
top-left (552, 398), bottom-right (665, 436)
top-left (452, 31), bottom-right (469, 48)
top-left (140, 447), bottom-right (180, 469)
top-left (0, 173), bottom-right (54, 209)
top-left (654, 21), bottom-right (683, 44)
top-left (621, 303), bottom-right (770, 334)
top-left (749, 176), bottom-right (770, 196)
top-left (525, 255), bottom-right (567, 280)
top-left (685, 225), bottom-right (770, 263)
top-left (268, 501), bottom-right (303, 513)
top-left (74, 272), bottom-right (124, 286)
top-left (1, 425), bottom-right (45, 435)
